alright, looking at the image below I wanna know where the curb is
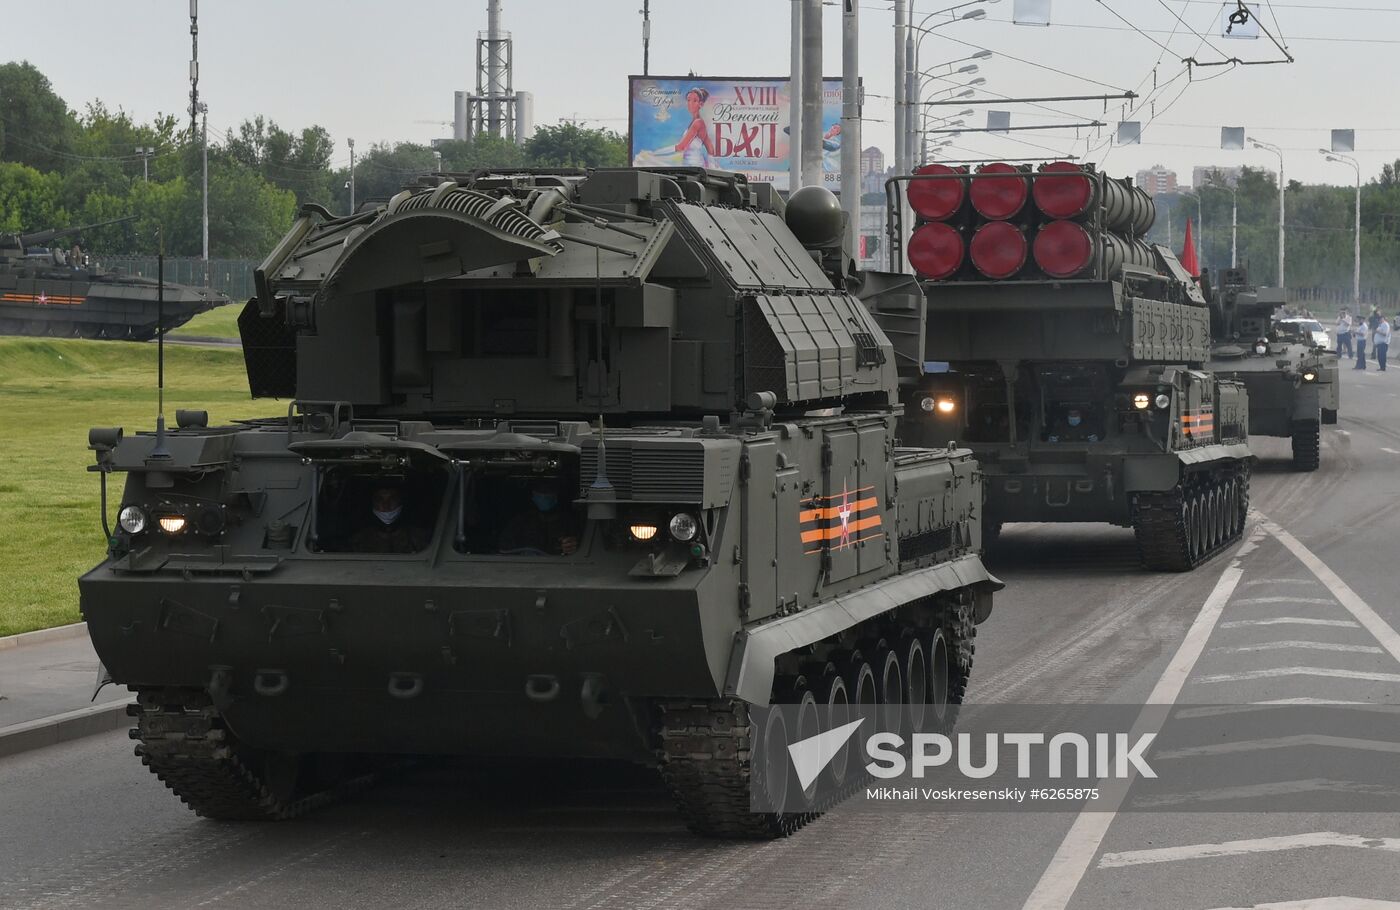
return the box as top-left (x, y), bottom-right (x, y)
top-left (0, 699), bottom-right (133, 759)
top-left (0, 622), bottom-right (89, 651)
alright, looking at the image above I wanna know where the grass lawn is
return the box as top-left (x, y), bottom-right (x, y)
top-left (0, 338), bottom-right (273, 635)
top-left (168, 301), bottom-right (244, 340)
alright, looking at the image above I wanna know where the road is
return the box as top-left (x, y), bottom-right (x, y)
top-left (2, 366), bottom-right (1398, 910)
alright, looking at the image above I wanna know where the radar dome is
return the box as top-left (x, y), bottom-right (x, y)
top-left (784, 185), bottom-right (845, 247)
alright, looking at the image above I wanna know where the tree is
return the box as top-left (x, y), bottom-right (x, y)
top-left (0, 61), bottom-right (78, 172)
top-left (524, 124), bottom-right (627, 168)
top-left (226, 116), bottom-right (336, 207)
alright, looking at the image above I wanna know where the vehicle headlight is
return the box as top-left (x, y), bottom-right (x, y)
top-left (158, 514), bottom-right (188, 535)
top-left (629, 523), bottom-right (658, 541)
top-left (668, 512), bottom-right (699, 542)
top-left (1154, 393), bottom-right (1171, 409)
top-left (118, 505), bottom-right (147, 534)
top-left (1302, 371), bottom-right (1316, 382)
top-left (1133, 393), bottom-right (1150, 410)
top-left (919, 396), bottom-right (936, 412)
top-left (935, 398), bottom-right (957, 414)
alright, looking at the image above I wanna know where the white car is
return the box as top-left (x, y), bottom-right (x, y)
top-left (1276, 317), bottom-right (1331, 350)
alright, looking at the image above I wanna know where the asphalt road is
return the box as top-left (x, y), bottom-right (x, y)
top-left (2, 366), bottom-right (1398, 910)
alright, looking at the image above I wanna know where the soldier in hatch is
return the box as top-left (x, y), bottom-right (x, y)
top-left (498, 478), bottom-right (580, 556)
top-left (1047, 406), bottom-right (1102, 443)
top-left (350, 483), bottom-right (431, 553)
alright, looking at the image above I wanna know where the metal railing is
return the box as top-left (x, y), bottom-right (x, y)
top-left (100, 257), bottom-right (256, 301)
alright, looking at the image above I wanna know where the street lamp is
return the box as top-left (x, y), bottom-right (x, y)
top-left (1320, 149), bottom-right (1361, 311)
top-left (1250, 138), bottom-right (1286, 291)
top-left (1179, 190), bottom-right (1203, 266)
top-left (1201, 181), bottom-right (1238, 268)
top-left (134, 146), bottom-right (155, 183)
top-left (901, 2), bottom-right (994, 175)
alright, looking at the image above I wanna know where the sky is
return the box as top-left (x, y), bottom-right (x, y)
top-left (3, 0), bottom-right (1397, 187)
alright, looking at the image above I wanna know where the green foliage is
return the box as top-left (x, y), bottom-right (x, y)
top-left (0, 61), bottom-right (77, 171)
top-left (524, 123), bottom-right (627, 168)
top-left (226, 116), bottom-right (335, 207)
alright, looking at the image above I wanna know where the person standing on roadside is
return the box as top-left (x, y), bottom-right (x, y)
top-left (1374, 314), bottom-right (1391, 372)
top-left (1336, 309), bottom-right (1354, 356)
top-left (1353, 317), bottom-right (1368, 370)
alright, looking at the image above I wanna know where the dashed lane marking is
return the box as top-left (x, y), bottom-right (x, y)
top-left (1232, 597), bottom-right (1339, 606)
top-left (1259, 516), bottom-right (1400, 665)
top-left (1130, 778), bottom-right (1400, 809)
top-left (1173, 700), bottom-right (1368, 720)
top-left (1154, 735), bottom-right (1400, 760)
top-left (1097, 832), bottom-right (1400, 869)
top-left (1019, 559), bottom-right (1247, 910)
top-left (1381, 447), bottom-right (1400, 456)
top-left (1214, 641), bottom-right (1384, 655)
top-left (1206, 899), bottom-right (1400, 910)
top-left (1195, 666), bottom-right (1400, 684)
top-left (1221, 618), bottom-right (1359, 629)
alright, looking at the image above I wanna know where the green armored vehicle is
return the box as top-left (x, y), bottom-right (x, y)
top-left (1203, 267), bottom-right (1338, 471)
top-left (866, 161), bottom-right (1252, 570)
top-left (81, 168), bottom-right (1000, 838)
top-left (0, 218), bottom-right (226, 340)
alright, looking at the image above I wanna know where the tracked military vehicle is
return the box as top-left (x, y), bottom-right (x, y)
top-left (0, 218), bottom-right (226, 340)
top-left (1203, 267), bottom-right (1338, 471)
top-left (865, 161), bottom-right (1252, 571)
top-left (81, 167), bottom-right (1000, 838)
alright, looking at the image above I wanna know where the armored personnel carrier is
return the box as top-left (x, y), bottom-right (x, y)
top-left (81, 168), bottom-right (1000, 838)
top-left (1203, 267), bottom-right (1338, 471)
top-left (865, 161), bottom-right (1252, 570)
top-left (0, 218), bottom-right (227, 340)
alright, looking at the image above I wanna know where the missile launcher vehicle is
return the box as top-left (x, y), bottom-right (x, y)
top-left (1203, 267), bottom-right (1338, 471)
top-left (865, 161), bottom-right (1252, 570)
top-left (81, 168), bottom-right (1000, 838)
top-left (0, 218), bottom-right (227, 340)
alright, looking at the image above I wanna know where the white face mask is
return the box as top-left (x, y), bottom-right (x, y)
top-left (374, 507), bottom-right (402, 526)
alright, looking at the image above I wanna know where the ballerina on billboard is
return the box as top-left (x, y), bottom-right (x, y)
top-left (675, 87), bottom-right (714, 167)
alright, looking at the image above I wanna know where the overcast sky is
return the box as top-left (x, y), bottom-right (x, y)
top-left (4, 1), bottom-right (1396, 186)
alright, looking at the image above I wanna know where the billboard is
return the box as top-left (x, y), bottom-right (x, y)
top-left (628, 75), bottom-right (844, 193)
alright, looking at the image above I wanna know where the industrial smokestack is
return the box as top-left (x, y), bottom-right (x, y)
top-left (487, 0), bottom-right (504, 137)
top-left (800, 0), bottom-right (822, 187)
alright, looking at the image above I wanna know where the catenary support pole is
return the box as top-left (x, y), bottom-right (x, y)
top-left (840, 0), bottom-right (860, 254)
top-left (790, 0), bottom-right (803, 191)
top-left (801, 0), bottom-right (823, 186)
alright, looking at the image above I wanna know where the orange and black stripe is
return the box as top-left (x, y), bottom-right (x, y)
top-left (1182, 408), bottom-right (1215, 437)
top-left (800, 485), bottom-right (884, 554)
top-left (1, 293), bottom-right (86, 306)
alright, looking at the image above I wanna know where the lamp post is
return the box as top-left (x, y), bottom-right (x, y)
top-left (347, 138), bottom-right (356, 214)
top-left (134, 146), bottom-right (154, 182)
top-left (1320, 149), bottom-right (1361, 312)
top-left (1179, 190), bottom-right (1203, 266)
top-left (1250, 138), bottom-right (1286, 291)
top-left (902, 2), bottom-right (993, 176)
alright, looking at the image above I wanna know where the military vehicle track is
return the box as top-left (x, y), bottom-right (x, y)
top-left (1133, 467), bottom-right (1250, 571)
top-left (1291, 420), bottom-right (1321, 471)
top-left (130, 688), bottom-right (379, 820)
top-left (657, 601), bottom-right (976, 839)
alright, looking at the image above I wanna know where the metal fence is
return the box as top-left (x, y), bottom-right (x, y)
top-left (101, 257), bottom-right (257, 301)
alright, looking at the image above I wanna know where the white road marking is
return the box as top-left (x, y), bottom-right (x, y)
top-left (1214, 641), bottom-right (1383, 655)
top-left (1221, 617), bottom-right (1360, 629)
top-left (1260, 516), bottom-right (1400, 666)
top-left (1336, 429), bottom-right (1351, 436)
top-left (1381, 447), bottom-right (1400, 456)
top-left (1019, 559), bottom-right (1246, 910)
top-left (1155, 735), bottom-right (1400, 760)
top-left (1195, 666), bottom-right (1400, 684)
top-left (1130, 778), bottom-right (1400, 809)
top-left (1242, 578), bottom-right (1323, 588)
top-left (1097, 832), bottom-right (1400, 869)
top-left (1232, 597), bottom-right (1338, 606)
top-left (1206, 900), bottom-right (1400, 910)
top-left (1173, 699), bottom-right (1368, 719)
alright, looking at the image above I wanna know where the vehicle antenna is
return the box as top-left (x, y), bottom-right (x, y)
top-left (587, 243), bottom-right (615, 519)
top-left (150, 225), bottom-right (171, 459)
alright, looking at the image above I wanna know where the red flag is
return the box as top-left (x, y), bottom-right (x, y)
top-left (1180, 217), bottom-right (1199, 277)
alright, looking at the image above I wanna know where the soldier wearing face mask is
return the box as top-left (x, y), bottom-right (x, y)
top-left (350, 484), bottom-right (430, 553)
top-left (1047, 406), bottom-right (1101, 443)
top-left (498, 478), bottom-right (580, 556)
